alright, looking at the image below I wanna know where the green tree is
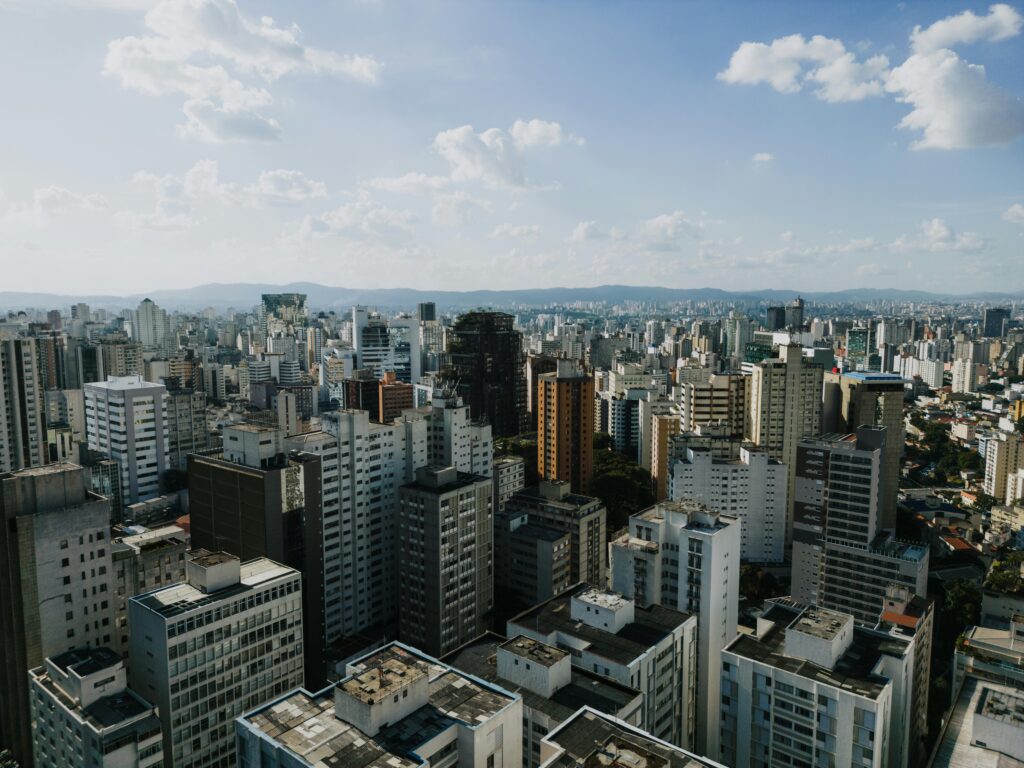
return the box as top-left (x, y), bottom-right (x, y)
top-left (941, 579), bottom-right (981, 637)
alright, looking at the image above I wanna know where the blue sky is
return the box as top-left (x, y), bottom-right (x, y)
top-left (1, 0), bottom-right (1022, 295)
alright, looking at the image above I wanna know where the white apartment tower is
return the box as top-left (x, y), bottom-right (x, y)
top-left (669, 445), bottom-right (787, 563)
top-left (0, 337), bottom-right (47, 473)
top-left (85, 375), bottom-right (168, 505)
top-left (128, 552), bottom-right (304, 768)
top-left (610, 501), bottom-right (741, 756)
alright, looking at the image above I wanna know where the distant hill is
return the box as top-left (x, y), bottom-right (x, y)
top-left (2, 282), bottom-right (1022, 313)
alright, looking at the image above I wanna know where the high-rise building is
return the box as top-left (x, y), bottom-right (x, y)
top-left (503, 481), bottom-right (607, 587)
top-left (164, 385), bottom-right (207, 471)
top-left (447, 310), bottom-right (527, 436)
top-left (508, 585), bottom-right (699, 750)
top-left (417, 301), bottom-right (436, 322)
top-left (984, 431), bottom-right (1024, 502)
top-left (236, 642), bottom-right (522, 768)
top-left (526, 353), bottom-right (558, 428)
top-left (982, 307), bottom-right (1010, 338)
top-left (110, 525), bottom-right (188, 658)
top-left (0, 337), bottom-right (47, 473)
top-left (129, 552), bottom-right (304, 768)
top-left (493, 517), bottom-right (572, 611)
top-left (610, 500), bottom-right (741, 756)
top-left (397, 465), bottom-right (493, 656)
top-left (30, 647), bottom-right (163, 768)
top-left (669, 445), bottom-right (786, 563)
top-left (378, 370), bottom-right (414, 422)
top-left (678, 372), bottom-right (748, 437)
top-left (99, 339), bottom-right (144, 378)
top-left (133, 299), bottom-right (172, 356)
top-left (187, 424), bottom-right (326, 686)
top-left (791, 428), bottom-right (930, 626)
top-left (537, 359), bottom-right (594, 494)
top-left (747, 343), bottom-right (824, 547)
top-left (492, 453), bottom-right (526, 513)
top-left (823, 371), bottom-right (905, 529)
top-left (721, 599), bottom-right (918, 768)
top-left (32, 327), bottom-right (68, 390)
top-left (0, 463), bottom-right (115, 766)
top-left (85, 375), bottom-right (168, 506)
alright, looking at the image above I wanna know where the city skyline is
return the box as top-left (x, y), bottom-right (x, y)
top-left (1, 0), bottom-right (1022, 295)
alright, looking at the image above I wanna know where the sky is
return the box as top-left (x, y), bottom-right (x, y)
top-left (0, 0), bottom-right (1022, 296)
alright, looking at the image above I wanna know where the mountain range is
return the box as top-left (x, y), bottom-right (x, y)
top-left (2, 282), bottom-right (1022, 313)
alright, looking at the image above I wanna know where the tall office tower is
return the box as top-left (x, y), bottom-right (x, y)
top-left (133, 298), bottom-right (172, 355)
top-left (424, 387), bottom-right (494, 477)
top-left (723, 311), bottom-right (755, 360)
top-left (537, 359), bottom-right (594, 494)
top-left (237, 642), bottom-right (522, 768)
top-left (0, 337), bottom-right (47, 472)
top-left (30, 648), bottom-right (163, 768)
top-left (765, 305), bottom-right (786, 331)
top-left (508, 585), bottom-right (699, 750)
top-left (823, 371), bottom-right (905, 529)
top-left (33, 328), bottom-right (67, 390)
top-left (129, 552), bottom-right (304, 768)
top-left (845, 325), bottom-right (876, 371)
top-left (46, 309), bottom-right (63, 330)
top-left (785, 296), bottom-right (805, 328)
top-left (163, 385), bottom-right (207, 470)
top-left (72, 302), bottom-right (91, 322)
top-left (539, 707), bottom-right (721, 768)
top-left (610, 500), bottom-right (741, 756)
top-left (397, 465), bottom-right (493, 656)
top-left (0, 463), bottom-right (115, 766)
top-left (304, 326), bottom-right (323, 371)
top-left (526, 353), bottom-right (558, 428)
top-left (984, 431), bottom-right (1024, 502)
top-left (721, 600), bottom-right (919, 768)
top-left (99, 339), bottom-right (144, 377)
top-left (110, 525), bottom-right (187, 658)
top-left (503, 481), bottom-right (607, 586)
top-left (669, 445), bottom-right (786, 563)
top-left (340, 367), bottom-right (381, 415)
top-left (321, 409), bottom-right (427, 639)
top-left (492, 453), bottom-right (525, 513)
top-left (417, 301), bottom-right (437, 322)
top-left (45, 388), bottom-right (85, 443)
top-left (645, 401), bottom-right (680, 500)
top-left (260, 292), bottom-right (307, 336)
top-left (444, 635), bottom-right (645, 768)
top-left (447, 310), bottom-right (528, 436)
top-left (66, 338), bottom-right (104, 388)
top-left (951, 356), bottom-right (979, 393)
top-left (419, 319), bottom-right (446, 374)
top-left (85, 375), bottom-right (168, 506)
top-left (187, 424), bottom-right (326, 686)
top-left (792, 428), bottom-right (929, 625)
top-left (983, 306), bottom-right (1010, 338)
top-left (747, 343), bottom-right (824, 546)
top-left (389, 315), bottom-right (421, 384)
top-left (378, 370), bottom-right (414, 422)
top-left (678, 371), bottom-right (748, 437)
top-left (352, 307), bottom-right (393, 376)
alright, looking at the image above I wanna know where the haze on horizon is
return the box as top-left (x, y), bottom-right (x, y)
top-left (1, 0), bottom-right (1022, 296)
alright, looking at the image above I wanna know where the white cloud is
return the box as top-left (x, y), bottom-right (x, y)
top-left (911, 4), bottom-right (1023, 53)
top-left (1004, 202), bottom-right (1024, 224)
top-left (490, 222), bottom-right (539, 239)
top-left (717, 34), bottom-right (888, 102)
top-left (433, 125), bottom-right (527, 188)
top-left (289, 194), bottom-right (415, 244)
top-left (639, 210), bottom-right (703, 250)
top-left (431, 191), bottom-right (491, 227)
top-left (32, 186), bottom-right (106, 215)
top-left (104, 0), bottom-right (381, 142)
top-left (719, 6), bottom-right (1024, 150)
top-left (885, 49), bottom-right (1024, 149)
top-left (569, 220), bottom-right (605, 242)
top-left (509, 119), bottom-right (584, 148)
top-left (890, 217), bottom-right (986, 252)
top-left (368, 172), bottom-right (450, 195)
top-left (752, 152), bottom-right (774, 163)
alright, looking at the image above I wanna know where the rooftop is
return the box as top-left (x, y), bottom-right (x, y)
top-left (540, 707), bottom-right (723, 767)
top-left (500, 635), bottom-right (568, 667)
top-left (724, 600), bottom-right (908, 700)
top-left (790, 607), bottom-right (851, 641)
top-left (508, 584), bottom-right (693, 666)
top-left (131, 557), bottom-right (296, 619)
top-left (86, 375), bottom-right (163, 391)
top-left (241, 643), bottom-right (517, 766)
top-left (443, 634), bottom-right (640, 725)
top-left (189, 549), bottom-right (237, 567)
top-left (50, 647), bottom-right (121, 677)
top-left (932, 678), bottom-right (1024, 768)
top-left (979, 687), bottom-right (1024, 727)
top-left (339, 650), bottom-right (429, 704)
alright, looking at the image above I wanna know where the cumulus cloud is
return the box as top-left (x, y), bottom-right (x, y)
top-left (367, 172), bottom-right (451, 195)
top-left (509, 119), bottom-right (584, 148)
top-left (911, 3), bottom-right (1023, 53)
top-left (32, 187), bottom-right (106, 215)
top-left (639, 210), bottom-right (703, 250)
top-left (890, 217), bottom-right (986, 252)
top-left (431, 191), bottom-right (491, 227)
top-left (289, 194), bottom-right (415, 244)
top-left (104, 0), bottom-right (381, 141)
top-left (569, 220), bottom-right (606, 242)
top-left (490, 222), bottom-right (540, 240)
top-left (718, 5), bottom-right (1024, 149)
top-left (717, 34), bottom-right (888, 102)
top-left (753, 152), bottom-right (775, 163)
top-left (1004, 202), bottom-right (1024, 224)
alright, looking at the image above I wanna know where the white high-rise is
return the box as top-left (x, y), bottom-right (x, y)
top-left (0, 337), bottom-right (47, 473)
top-left (610, 500), bottom-right (741, 757)
top-left (132, 299), bottom-right (172, 356)
top-left (85, 375), bottom-right (168, 505)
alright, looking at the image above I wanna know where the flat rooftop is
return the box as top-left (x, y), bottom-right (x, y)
top-left (189, 550), bottom-right (237, 567)
top-left (724, 601), bottom-right (908, 701)
top-left (932, 678), bottom-right (1024, 768)
top-left (979, 687), bottom-right (1024, 727)
top-left (86, 376), bottom-right (162, 391)
top-left (340, 651), bottom-right (429, 704)
top-left (132, 558), bottom-right (295, 619)
top-left (500, 635), bottom-right (568, 667)
top-left (790, 607), bottom-right (851, 641)
top-left (508, 584), bottom-right (692, 666)
top-left (50, 647), bottom-right (121, 677)
top-left (444, 634), bottom-right (639, 725)
top-left (541, 707), bottom-right (722, 767)
top-left (242, 644), bottom-right (517, 766)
